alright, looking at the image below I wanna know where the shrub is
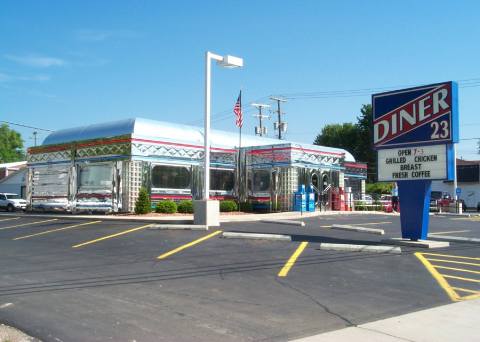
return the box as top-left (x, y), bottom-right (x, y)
top-left (177, 200), bottom-right (194, 213)
top-left (239, 202), bottom-right (253, 212)
top-left (220, 200), bottom-right (238, 212)
top-left (366, 182), bottom-right (393, 196)
top-left (355, 201), bottom-right (365, 211)
top-left (155, 200), bottom-right (177, 214)
top-left (135, 187), bottom-right (151, 214)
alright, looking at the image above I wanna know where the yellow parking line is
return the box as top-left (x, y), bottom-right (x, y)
top-left (278, 241), bottom-right (309, 277)
top-left (429, 230), bottom-right (470, 235)
top-left (415, 252), bottom-right (459, 301)
top-left (422, 253), bottom-right (480, 260)
top-left (460, 292), bottom-right (480, 301)
top-left (13, 220), bottom-right (102, 240)
top-left (441, 274), bottom-right (480, 283)
top-left (426, 258), bottom-right (480, 267)
top-left (433, 265), bottom-right (480, 275)
top-left (451, 287), bottom-right (480, 295)
top-left (157, 230), bottom-right (222, 260)
top-left (0, 217), bottom-right (21, 222)
top-left (0, 219), bottom-right (58, 230)
top-left (72, 224), bottom-right (152, 248)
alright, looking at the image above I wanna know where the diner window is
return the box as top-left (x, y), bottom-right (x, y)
top-left (253, 170), bottom-right (270, 192)
top-left (210, 169), bottom-right (234, 191)
top-left (78, 164), bottom-right (113, 189)
top-left (152, 165), bottom-right (191, 189)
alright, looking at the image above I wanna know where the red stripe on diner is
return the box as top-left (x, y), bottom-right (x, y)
top-left (344, 162), bottom-right (368, 169)
top-left (248, 196), bottom-right (270, 201)
top-left (248, 146), bottom-right (344, 156)
top-left (151, 194), bottom-right (192, 200)
top-left (132, 138), bottom-right (236, 153)
top-left (29, 145), bottom-right (71, 154)
top-left (77, 138), bottom-right (130, 148)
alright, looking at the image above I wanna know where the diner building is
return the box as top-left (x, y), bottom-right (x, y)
top-left (26, 118), bottom-right (367, 213)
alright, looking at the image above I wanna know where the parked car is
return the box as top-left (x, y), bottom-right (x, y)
top-left (380, 194), bottom-right (392, 205)
top-left (430, 191), bottom-right (452, 212)
top-left (362, 194), bottom-right (373, 205)
top-left (0, 193), bottom-right (27, 212)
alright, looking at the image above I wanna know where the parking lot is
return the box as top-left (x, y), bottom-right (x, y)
top-left (0, 213), bottom-right (479, 342)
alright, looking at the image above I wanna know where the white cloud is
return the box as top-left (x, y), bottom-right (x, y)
top-left (75, 29), bottom-right (139, 42)
top-left (76, 30), bottom-right (112, 42)
top-left (0, 72), bottom-right (51, 82)
top-left (4, 54), bottom-right (66, 68)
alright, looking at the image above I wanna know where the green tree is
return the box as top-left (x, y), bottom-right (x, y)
top-left (313, 104), bottom-right (377, 182)
top-left (0, 124), bottom-right (26, 162)
top-left (355, 104), bottom-right (376, 182)
top-left (135, 187), bottom-right (151, 214)
top-left (313, 123), bottom-right (358, 153)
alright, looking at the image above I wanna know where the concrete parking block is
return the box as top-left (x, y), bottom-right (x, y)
top-left (427, 235), bottom-right (480, 244)
top-left (148, 224), bottom-right (208, 230)
top-left (330, 224), bottom-right (385, 235)
top-left (222, 232), bottom-right (292, 241)
top-left (261, 219), bottom-right (306, 227)
top-left (320, 243), bottom-right (401, 254)
top-left (382, 238), bottom-right (449, 248)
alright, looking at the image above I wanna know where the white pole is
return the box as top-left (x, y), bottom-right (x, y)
top-left (453, 143), bottom-right (457, 201)
top-left (204, 51), bottom-right (211, 200)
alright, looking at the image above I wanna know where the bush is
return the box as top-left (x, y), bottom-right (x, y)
top-left (239, 202), bottom-right (253, 212)
top-left (355, 201), bottom-right (365, 211)
top-left (366, 182), bottom-right (393, 196)
top-left (155, 200), bottom-right (177, 214)
top-left (220, 200), bottom-right (238, 212)
top-left (177, 200), bottom-right (194, 213)
top-left (135, 187), bottom-right (151, 214)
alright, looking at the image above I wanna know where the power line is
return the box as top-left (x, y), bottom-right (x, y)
top-left (1, 120), bottom-right (53, 132)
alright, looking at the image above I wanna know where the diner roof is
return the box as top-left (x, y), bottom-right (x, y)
top-left (42, 118), bottom-right (355, 162)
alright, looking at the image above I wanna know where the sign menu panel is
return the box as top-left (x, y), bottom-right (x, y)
top-left (372, 82), bottom-right (458, 149)
top-left (378, 145), bottom-right (447, 181)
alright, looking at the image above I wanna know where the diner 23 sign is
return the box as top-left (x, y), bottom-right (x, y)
top-left (372, 81), bottom-right (459, 149)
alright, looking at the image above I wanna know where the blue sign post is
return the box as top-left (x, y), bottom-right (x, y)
top-left (373, 82), bottom-right (459, 240)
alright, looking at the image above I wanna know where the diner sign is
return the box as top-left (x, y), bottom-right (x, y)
top-left (371, 81), bottom-right (458, 240)
top-left (378, 144), bottom-right (447, 181)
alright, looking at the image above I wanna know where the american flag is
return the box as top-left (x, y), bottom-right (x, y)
top-left (233, 91), bottom-right (243, 128)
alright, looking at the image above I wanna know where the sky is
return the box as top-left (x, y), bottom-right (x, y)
top-left (1, 0), bottom-right (479, 160)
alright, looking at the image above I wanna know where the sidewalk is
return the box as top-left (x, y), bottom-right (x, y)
top-left (0, 210), bottom-right (396, 223)
top-left (292, 298), bottom-right (480, 342)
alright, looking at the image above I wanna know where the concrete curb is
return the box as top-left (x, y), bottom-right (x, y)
top-left (148, 224), bottom-right (208, 231)
top-left (0, 213), bottom-right (193, 224)
top-left (0, 210), bottom-right (398, 225)
top-left (320, 243), bottom-right (401, 254)
top-left (261, 219), bottom-right (306, 227)
top-left (435, 212), bottom-right (480, 217)
top-left (427, 235), bottom-right (480, 243)
top-left (381, 238), bottom-right (449, 248)
top-left (221, 232), bottom-right (292, 241)
top-left (330, 224), bottom-right (385, 235)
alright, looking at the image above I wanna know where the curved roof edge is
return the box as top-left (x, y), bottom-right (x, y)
top-left (42, 117), bottom-right (356, 162)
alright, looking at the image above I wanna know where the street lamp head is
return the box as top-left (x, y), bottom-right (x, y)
top-left (217, 55), bottom-right (243, 68)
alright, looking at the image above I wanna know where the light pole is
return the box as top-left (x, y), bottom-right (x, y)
top-left (197, 51), bottom-right (243, 226)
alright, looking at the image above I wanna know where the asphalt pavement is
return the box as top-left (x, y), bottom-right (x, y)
top-left (0, 212), bottom-right (478, 341)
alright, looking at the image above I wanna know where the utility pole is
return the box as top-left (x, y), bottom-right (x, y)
top-left (251, 103), bottom-right (270, 137)
top-left (33, 131), bottom-right (38, 147)
top-left (270, 97), bottom-right (287, 139)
